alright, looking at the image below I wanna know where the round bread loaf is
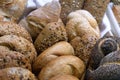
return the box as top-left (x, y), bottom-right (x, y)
top-left (0, 21), bottom-right (32, 42)
top-left (38, 55), bottom-right (85, 80)
top-left (34, 22), bottom-right (68, 54)
top-left (33, 41), bottom-right (74, 73)
top-left (49, 75), bottom-right (79, 80)
top-left (0, 35), bottom-right (37, 64)
top-left (0, 67), bottom-right (37, 80)
top-left (0, 46), bottom-right (31, 70)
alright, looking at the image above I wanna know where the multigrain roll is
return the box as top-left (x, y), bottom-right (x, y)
top-left (0, 35), bottom-right (37, 64)
top-left (0, 46), bottom-right (31, 70)
top-left (83, 0), bottom-right (110, 25)
top-left (38, 55), bottom-right (85, 80)
top-left (0, 21), bottom-right (32, 42)
top-left (66, 10), bottom-right (100, 64)
top-left (33, 41), bottom-right (74, 73)
top-left (60, 0), bottom-right (85, 24)
top-left (49, 75), bottom-right (79, 80)
top-left (0, 0), bottom-right (28, 22)
top-left (34, 22), bottom-right (68, 54)
top-left (0, 67), bottom-right (37, 80)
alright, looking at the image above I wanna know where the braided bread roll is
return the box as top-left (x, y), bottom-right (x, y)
top-left (86, 50), bottom-right (120, 80)
top-left (49, 75), bottom-right (79, 80)
top-left (33, 41), bottom-right (74, 73)
top-left (0, 46), bottom-right (31, 70)
top-left (0, 67), bottom-right (37, 80)
top-left (0, 0), bottom-right (28, 22)
top-left (38, 55), bottom-right (85, 80)
top-left (0, 35), bottom-right (37, 64)
top-left (89, 36), bottom-right (120, 70)
top-left (66, 10), bottom-right (100, 64)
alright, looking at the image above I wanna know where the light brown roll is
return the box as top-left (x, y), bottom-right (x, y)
top-left (0, 0), bottom-right (28, 22)
top-left (0, 35), bottom-right (37, 64)
top-left (0, 67), bottom-right (37, 80)
top-left (83, 0), bottom-right (110, 25)
top-left (49, 75), bottom-right (79, 80)
top-left (33, 41), bottom-right (74, 73)
top-left (38, 55), bottom-right (85, 80)
top-left (34, 22), bottom-right (68, 54)
top-left (0, 21), bottom-right (32, 42)
top-left (60, 0), bottom-right (85, 24)
top-left (66, 10), bottom-right (100, 64)
top-left (0, 46), bottom-right (31, 70)
top-left (27, 0), bottom-right (61, 39)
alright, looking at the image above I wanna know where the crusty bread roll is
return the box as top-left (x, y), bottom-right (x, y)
top-left (33, 41), bottom-right (74, 73)
top-left (66, 10), bottom-right (100, 64)
top-left (0, 21), bottom-right (32, 42)
top-left (86, 50), bottom-right (120, 80)
top-left (60, 0), bottom-right (85, 24)
top-left (27, 0), bottom-right (61, 39)
top-left (38, 55), bottom-right (85, 80)
top-left (0, 46), bottom-right (31, 70)
top-left (0, 0), bottom-right (28, 22)
top-left (49, 75), bottom-right (79, 80)
top-left (0, 67), bottom-right (37, 80)
top-left (88, 36), bottom-right (120, 70)
top-left (34, 22), bottom-right (68, 54)
top-left (0, 35), bottom-right (37, 64)
top-left (83, 0), bottom-right (110, 25)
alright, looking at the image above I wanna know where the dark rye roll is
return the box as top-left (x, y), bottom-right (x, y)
top-left (83, 0), bottom-right (110, 25)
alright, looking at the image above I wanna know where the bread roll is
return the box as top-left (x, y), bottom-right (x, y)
top-left (83, 0), bottom-right (110, 25)
top-left (89, 36), bottom-right (120, 70)
top-left (38, 55), bottom-right (85, 80)
top-left (0, 46), bottom-right (31, 70)
top-left (0, 67), bottom-right (37, 80)
top-left (0, 21), bottom-right (32, 42)
top-left (33, 41), bottom-right (74, 73)
top-left (66, 10), bottom-right (100, 64)
top-left (86, 50), bottom-right (120, 80)
top-left (34, 22), bottom-right (68, 54)
top-left (60, 0), bottom-right (85, 24)
top-left (27, 0), bottom-right (61, 39)
top-left (49, 75), bottom-right (79, 80)
top-left (0, 0), bottom-right (28, 22)
top-left (0, 35), bottom-right (37, 64)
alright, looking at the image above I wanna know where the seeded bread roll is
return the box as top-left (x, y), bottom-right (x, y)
top-left (83, 0), bottom-right (110, 25)
top-left (0, 35), bottom-right (37, 64)
top-left (0, 21), bottom-right (32, 42)
top-left (34, 22), bottom-right (68, 54)
top-left (0, 46), bottom-right (31, 70)
top-left (66, 10), bottom-right (100, 64)
top-left (60, 0), bottom-right (85, 24)
top-left (33, 41), bottom-right (74, 73)
top-left (27, 0), bottom-right (61, 39)
top-left (49, 75), bottom-right (79, 80)
top-left (0, 67), bottom-right (37, 80)
top-left (0, 0), bottom-right (28, 22)
top-left (38, 55), bottom-right (85, 80)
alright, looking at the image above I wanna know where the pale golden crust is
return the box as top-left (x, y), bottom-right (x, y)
top-left (0, 46), bottom-right (31, 70)
top-left (0, 21), bottom-right (32, 42)
top-left (34, 22), bottom-right (68, 54)
top-left (0, 35), bottom-right (37, 64)
top-left (33, 41), bottom-right (74, 73)
top-left (0, 67), bottom-right (37, 80)
top-left (38, 55), bottom-right (85, 80)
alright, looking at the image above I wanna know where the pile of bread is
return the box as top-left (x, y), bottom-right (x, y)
top-left (1, 0), bottom-right (120, 80)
